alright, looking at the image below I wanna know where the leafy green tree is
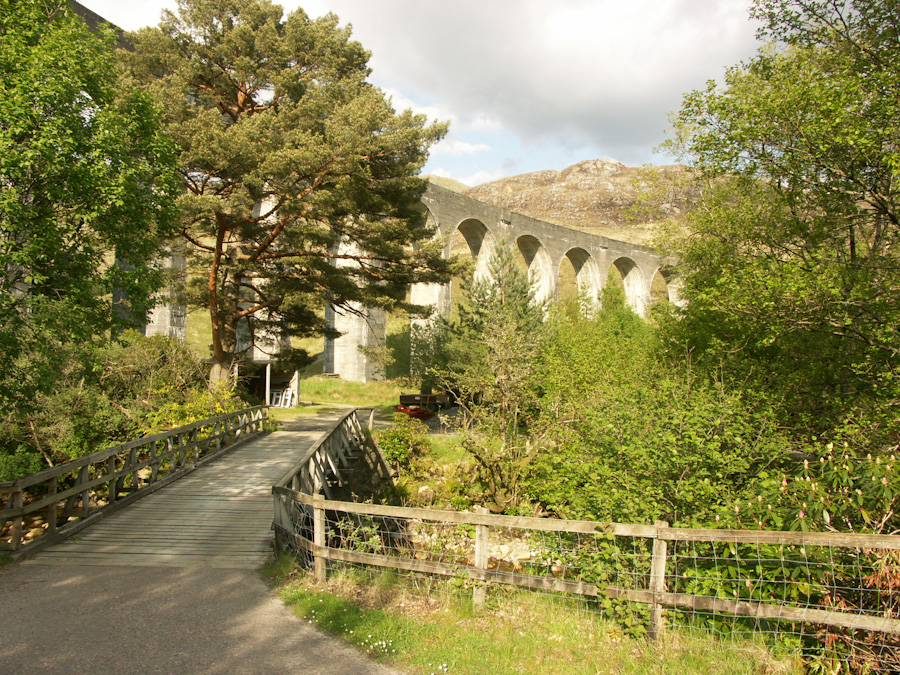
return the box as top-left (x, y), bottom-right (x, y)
top-left (0, 331), bottom-right (245, 481)
top-left (0, 0), bottom-right (179, 410)
top-left (437, 241), bottom-right (548, 509)
top-left (123, 0), bottom-right (457, 381)
top-left (661, 0), bottom-right (900, 430)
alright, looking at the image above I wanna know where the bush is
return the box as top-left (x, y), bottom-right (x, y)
top-left (0, 331), bottom-right (248, 480)
top-left (378, 413), bottom-right (430, 471)
top-left (524, 300), bottom-right (789, 526)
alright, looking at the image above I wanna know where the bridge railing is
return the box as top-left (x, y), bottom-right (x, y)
top-left (271, 407), bottom-right (388, 497)
top-left (0, 405), bottom-right (268, 560)
top-left (272, 413), bottom-right (900, 669)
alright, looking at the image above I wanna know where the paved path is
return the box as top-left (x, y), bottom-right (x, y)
top-left (0, 413), bottom-right (398, 674)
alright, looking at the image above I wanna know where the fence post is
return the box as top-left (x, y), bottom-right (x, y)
top-left (313, 493), bottom-right (327, 583)
top-left (648, 520), bottom-right (669, 640)
top-left (473, 506), bottom-right (489, 610)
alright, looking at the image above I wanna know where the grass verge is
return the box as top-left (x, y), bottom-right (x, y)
top-left (265, 557), bottom-right (801, 675)
top-left (298, 376), bottom-right (407, 416)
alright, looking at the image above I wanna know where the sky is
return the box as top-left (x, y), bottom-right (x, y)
top-left (79, 0), bottom-right (764, 187)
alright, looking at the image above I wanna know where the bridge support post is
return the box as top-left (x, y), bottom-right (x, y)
top-left (144, 251), bottom-right (187, 340)
top-left (323, 303), bottom-right (386, 383)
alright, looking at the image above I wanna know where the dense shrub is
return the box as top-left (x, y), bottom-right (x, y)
top-left (377, 413), bottom-right (430, 471)
top-left (525, 298), bottom-right (790, 526)
top-left (0, 331), bottom-right (247, 481)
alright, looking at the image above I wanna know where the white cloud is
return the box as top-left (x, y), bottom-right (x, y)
top-left (468, 113), bottom-right (503, 132)
top-left (431, 140), bottom-right (492, 157)
top-left (380, 87), bottom-right (455, 126)
top-left (300, 0), bottom-right (762, 165)
top-left (79, 0), bottom-right (764, 174)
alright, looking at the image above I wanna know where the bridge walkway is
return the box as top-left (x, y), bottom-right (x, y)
top-left (24, 424), bottom-right (328, 568)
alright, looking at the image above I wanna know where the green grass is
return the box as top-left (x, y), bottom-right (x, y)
top-left (267, 559), bottom-right (801, 675)
top-left (427, 435), bottom-right (469, 466)
top-left (299, 376), bottom-right (407, 415)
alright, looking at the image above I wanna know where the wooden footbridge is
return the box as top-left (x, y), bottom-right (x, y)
top-left (29, 428), bottom-right (329, 568)
top-left (0, 407), bottom-right (400, 675)
top-left (0, 407), bottom-right (362, 566)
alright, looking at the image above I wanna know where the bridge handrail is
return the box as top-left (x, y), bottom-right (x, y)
top-left (272, 407), bottom-right (390, 497)
top-left (1, 405), bottom-right (268, 559)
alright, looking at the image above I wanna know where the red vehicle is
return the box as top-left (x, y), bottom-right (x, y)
top-left (395, 404), bottom-right (434, 420)
top-left (395, 393), bottom-right (451, 420)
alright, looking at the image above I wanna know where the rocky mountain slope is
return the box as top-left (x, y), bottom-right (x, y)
top-left (432, 158), bottom-right (701, 246)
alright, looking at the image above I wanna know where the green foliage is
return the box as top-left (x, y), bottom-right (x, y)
top-left (660, 0), bottom-right (900, 439)
top-left (0, 332), bottom-right (246, 481)
top-left (123, 0), bottom-right (461, 374)
top-left (526, 303), bottom-right (789, 526)
top-left (435, 240), bottom-right (549, 509)
top-left (0, 0), bottom-right (179, 411)
top-left (720, 438), bottom-right (899, 535)
top-left (0, 445), bottom-right (43, 483)
top-left (377, 413), bottom-right (430, 471)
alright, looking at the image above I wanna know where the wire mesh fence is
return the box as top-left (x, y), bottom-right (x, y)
top-left (272, 410), bottom-right (900, 673)
top-left (274, 496), bottom-right (900, 671)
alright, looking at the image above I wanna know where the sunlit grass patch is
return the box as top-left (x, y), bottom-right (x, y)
top-left (272, 561), bottom-right (799, 675)
top-left (298, 376), bottom-right (406, 414)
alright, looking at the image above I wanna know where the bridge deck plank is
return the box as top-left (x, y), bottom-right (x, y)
top-left (24, 425), bottom-right (328, 569)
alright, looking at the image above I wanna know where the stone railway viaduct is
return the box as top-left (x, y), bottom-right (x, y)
top-left (325, 184), bottom-right (677, 382)
top-left (145, 184), bottom-right (674, 386)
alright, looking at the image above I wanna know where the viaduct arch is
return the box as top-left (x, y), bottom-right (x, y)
top-left (326, 183), bottom-right (678, 381)
top-left (409, 184), bottom-right (674, 316)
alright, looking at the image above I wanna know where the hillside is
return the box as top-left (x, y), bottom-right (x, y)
top-left (434, 158), bottom-right (701, 246)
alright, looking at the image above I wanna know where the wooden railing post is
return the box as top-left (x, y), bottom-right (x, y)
top-left (150, 440), bottom-right (159, 482)
top-left (272, 491), bottom-right (291, 554)
top-left (10, 489), bottom-right (23, 551)
top-left (79, 467), bottom-right (90, 518)
top-left (313, 493), bottom-right (326, 583)
top-left (107, 456), bottom-right (117, 505)
top-left (46, 479), bottom-right (57, 535)
top-left (473, 506), bottom-right (489, 610)
top-left (648, 520), bottom-right (669, 640)
top-left (129, 448), bottom-right (138, 489)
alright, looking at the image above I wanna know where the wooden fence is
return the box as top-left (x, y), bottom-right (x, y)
top-left (272, 408), bottom-right (900, 659)
top-left (1, 405), bottom-right (268, 560)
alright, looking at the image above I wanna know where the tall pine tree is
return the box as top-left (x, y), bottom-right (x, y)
top-left (124, 0), bottom-right (458, 380)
